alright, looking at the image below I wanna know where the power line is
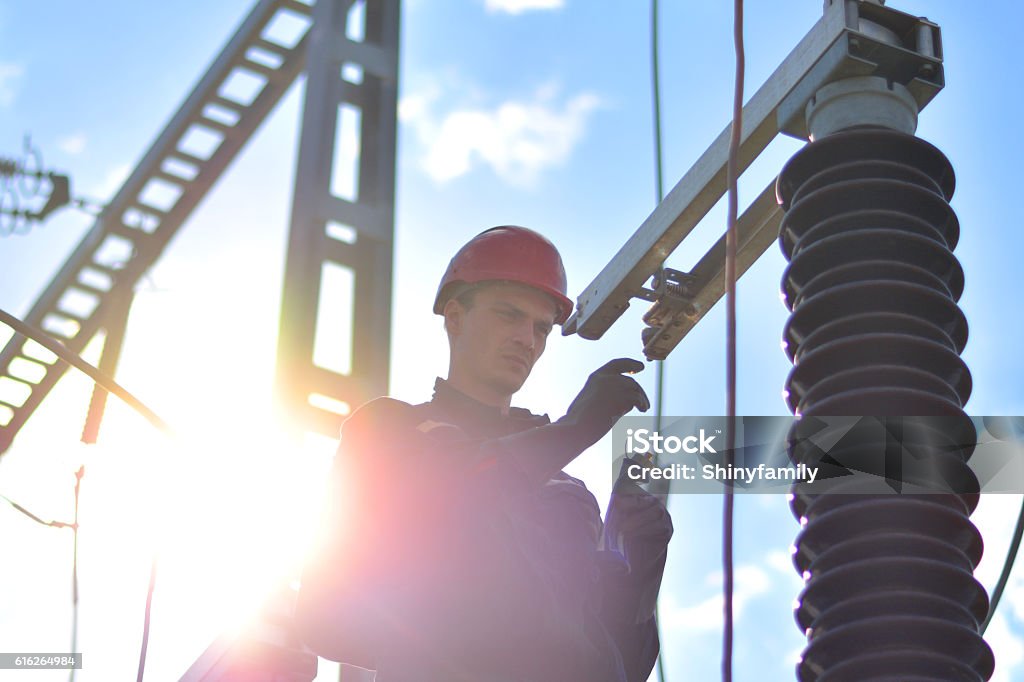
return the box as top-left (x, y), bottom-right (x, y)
top-left (0, 468), bottom-right (85, 682)
top-left (723, 0), bottom-right (745, 680)
top-left (0, 492), bottom-right (76, 529)
top-left (70, 465), bottom-right (83, 682)
top-left (0, 306), bottom-right (171, 682)
top-left (649, 1), bottom-right (669, 681)
top-left (0, 308), bottom-right (171, 435)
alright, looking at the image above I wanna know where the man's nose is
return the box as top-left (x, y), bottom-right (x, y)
top-left (510, 318), bottom-right (536, 350)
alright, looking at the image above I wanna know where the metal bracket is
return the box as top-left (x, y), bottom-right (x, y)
top-left (639, 184), bottom-right (783, 361)
top-left (639, 269), bottom-right (696, 360)
top-left (562, 0), bottom-right (944, 361)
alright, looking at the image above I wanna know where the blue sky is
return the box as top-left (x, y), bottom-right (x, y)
top-left (1, 0), bottom-right (1023, 680)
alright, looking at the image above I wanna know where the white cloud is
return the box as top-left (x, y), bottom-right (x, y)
top-left (398, 85), bottom-right (440, 124)
top-left (0, 61), bottom-right (25, 107)
top-left (485, 0), bottom-right (564, 15)
top-left (766, 548), bottom-right (796, 576)
top-left (401, 82), bottom-right (601, 187)
top-left (57, 132), bottom-right (88, 155)
top-left (660, 563), bottom-right (773, 633)
top-left (986, 613), bottom-right (1024, 682)
top-left (1008, 570), bottom-right (1024, 624)
top-left (972, 494), bottom-right (1023, 588)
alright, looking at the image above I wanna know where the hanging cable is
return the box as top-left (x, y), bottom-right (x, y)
top-left (650, 0), bottom-right (666, 233)
top-left (0, 492), bottom-right (77, 529)
top-left (0, 468), bottom-right (84, 682)
top-left (649, 1), bottom-right (670, 681)
top-left (0, 308), bottom-right (170, 435)
top-left (0, 306), bottom-right (171, 682)
top-left (723, 0), bottom-right (745, 680)
top-left (70, 465), bottom-right (83, 682)
top-left (981, 496), bottom-right (1024, 635)
top-left (136, 554), bottom-right (159, 682)
top-left (651, 0), bottom-right (667, 433)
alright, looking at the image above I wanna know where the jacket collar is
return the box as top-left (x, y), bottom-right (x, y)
top-left (431, 377), bottom-right (549, 429)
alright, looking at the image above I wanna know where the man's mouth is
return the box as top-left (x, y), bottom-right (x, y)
top-left (503, 354), bottom-right (530, 371)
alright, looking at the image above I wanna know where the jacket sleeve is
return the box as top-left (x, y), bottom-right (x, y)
top-left (595, 505), bottom-right (670, 682)
top-left (599, 596), bottom-right (661, 682)
top-left (295, 398), bottom-right (599, 674)
top-left (593, 569), bottom-right (663, 679)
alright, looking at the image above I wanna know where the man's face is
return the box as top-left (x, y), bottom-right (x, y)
top-left (446, 282), bottom-right (559, 402)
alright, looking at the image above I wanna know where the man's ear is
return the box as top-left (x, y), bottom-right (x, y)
top-left (443, 298), bottom-right (465, 336)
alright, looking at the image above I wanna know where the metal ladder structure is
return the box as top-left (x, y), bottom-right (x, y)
top-left (276, 0), bottom-right (399, 436)
top-left (0, 0), bottom-right (396, 453)
top-left (0, 0), bottom-right (313, 452)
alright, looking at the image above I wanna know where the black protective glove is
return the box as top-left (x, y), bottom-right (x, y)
top-left (475, 359), bottom-right (650, 492)
top-left (561, 358), bottom-right (651, 448)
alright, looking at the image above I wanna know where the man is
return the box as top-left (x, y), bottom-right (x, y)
top-left (297, 226), bottom-right (673, 681)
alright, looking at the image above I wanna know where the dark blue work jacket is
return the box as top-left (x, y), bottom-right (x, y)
top-left (297, 379), bottom-right (660, 681)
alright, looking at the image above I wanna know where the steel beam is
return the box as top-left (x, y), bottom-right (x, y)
top-left (564, 0), bottom-right (944, 360)
top-left (274, 0), bottom-right (400, 438)
top-left (79, 290), bottom-right (134, 445)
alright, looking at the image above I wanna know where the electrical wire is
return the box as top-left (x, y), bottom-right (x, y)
top-left (70, 466), bottom-right (83, 682)
top-left (981, 496), bottom-right (1024, 635)
top-left (0, 308), bottom-right (171, 435)
top-left (649, 1), bottom-right (669, 681)
top-left (723, 0), bottom-right (745, 680)
top-left (71, 198), bottom-right (104, 217)
top-left (137, 554), bottom-right (159, 682)
top-left (0, 306), bottom-right (171, 682)
top-left (651, 1), bottom-right (667, 433)
top-left (0, 492), bottom-right (77, 529)
top-left (0, 471), bottom-right (83, 682)
top-left (650, 0), bottom-right (665, 231)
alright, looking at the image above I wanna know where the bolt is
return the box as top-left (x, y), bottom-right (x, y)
top-left (918, 63), bottom-right (936, 78)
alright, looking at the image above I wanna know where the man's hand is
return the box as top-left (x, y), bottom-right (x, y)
top-left (602, 488), bottom-right (673, 625)
top-left (610, 490), bottom-right (673, 574)
top-left (563, 359), bottom-right (651, 447)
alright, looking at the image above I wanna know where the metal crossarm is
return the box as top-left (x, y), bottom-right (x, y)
top-left (0, 0), bottom-right (314, 454)
top-left (563, 0), bottom-right (944, 362)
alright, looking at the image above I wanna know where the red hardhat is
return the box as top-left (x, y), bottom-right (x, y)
top-left (433, 226), bottom-right (574, 324)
